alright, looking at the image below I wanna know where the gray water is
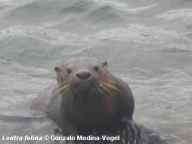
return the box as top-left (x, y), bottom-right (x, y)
top-left (0, 0), bottom-right (192, 143)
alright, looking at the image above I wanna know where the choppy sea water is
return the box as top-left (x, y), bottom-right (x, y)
top-left (0, 0), bottom-right (192, 143)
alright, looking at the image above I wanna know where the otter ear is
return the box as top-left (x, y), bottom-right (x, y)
top-left (102, 61), bottom-right (108, 67)
top-left (54, 66), bottom-right (61, 72)
top-left (54, 66), bottom-right (63, 85)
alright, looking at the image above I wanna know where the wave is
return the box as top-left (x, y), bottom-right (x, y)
top-left (0, 26), bottom-right (91, 66)
top-left (4, 0), bottom-right (159, 26)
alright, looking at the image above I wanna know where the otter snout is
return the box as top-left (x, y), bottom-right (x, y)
top-left (71, 70), bottom-right (96, 93)
top-left (76, 70), bottom-right (92, 80)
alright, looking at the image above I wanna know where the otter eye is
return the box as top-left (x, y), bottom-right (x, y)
top-left (66, 68), bottom-right (72, 74)
top-left (93, 66), bottom-right (99, 72)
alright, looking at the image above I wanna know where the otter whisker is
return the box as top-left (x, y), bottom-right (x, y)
top-left (99, 81), bottom-right (120, 97)
top-left (99, 83), bottom-right (113, 96)
top-left (102, 81), bottom-right (120, 93)
top-left (105, 79), bottom-right (116, 85)
top-left (60, 85), bottom-right (70, 93)
top-left (56, 84), bottom-right (70, 95)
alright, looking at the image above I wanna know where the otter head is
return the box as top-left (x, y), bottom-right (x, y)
top-left (54, 57), bottom-right (109, 96)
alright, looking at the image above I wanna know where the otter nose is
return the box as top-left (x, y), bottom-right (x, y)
top-left (76, 71), bottom-right (91, 80)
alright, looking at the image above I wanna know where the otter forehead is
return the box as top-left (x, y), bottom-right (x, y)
top-left (64, 57), bottom-right (101, 68)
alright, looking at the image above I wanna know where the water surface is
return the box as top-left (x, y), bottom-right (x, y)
top-left (0, 0), bottom-right (192, 144)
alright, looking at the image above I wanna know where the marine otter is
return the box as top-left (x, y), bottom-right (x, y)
top-left (31, 57), bottom-right (167, 144)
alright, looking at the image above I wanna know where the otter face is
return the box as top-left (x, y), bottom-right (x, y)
top-left (54, 58), bottom-right (108, 95)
